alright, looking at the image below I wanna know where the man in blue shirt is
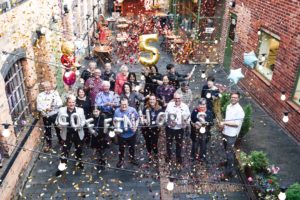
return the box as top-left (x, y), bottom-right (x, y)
top-left (113, 98), bottom-right (139, 168)
top-left (95, 81), bottom-right (119, 118)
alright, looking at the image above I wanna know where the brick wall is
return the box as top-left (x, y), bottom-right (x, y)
top-left (0, 121), bottom-right (42, 200)
top-left (219, 0), bottom-right (300, 140)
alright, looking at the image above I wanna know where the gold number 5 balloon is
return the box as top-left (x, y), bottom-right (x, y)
top-left (138, 34), bottom-right (160, 66)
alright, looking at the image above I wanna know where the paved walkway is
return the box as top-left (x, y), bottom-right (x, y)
top-left (19, 22), bottom-right (300, 200)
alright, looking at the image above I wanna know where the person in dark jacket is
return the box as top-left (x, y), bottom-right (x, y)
top-left (101, 63), bottom-right (116, 91)
top-left (90, 107), bottom-right (108, 170)
top-left (201, 76), bottom-right (220, 118)
top-left (120, 83), bottom-right (144, 110)
top-left (76, 87), bottom-right (92, 144)
top-left (166, 64), bottom-right (191, 89)
top-left (80, 61), bottom-right (97, 83)
top-left (190, 98), bottom-right (214, 162)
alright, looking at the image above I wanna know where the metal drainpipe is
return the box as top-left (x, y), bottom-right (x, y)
top-left (196, 0), bottom-right (202, 40)
top-left (173, 0), bottom-right (177, 34)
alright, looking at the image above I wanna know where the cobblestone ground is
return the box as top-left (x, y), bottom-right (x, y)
top-left (20, 22), bottom-right (250, 199)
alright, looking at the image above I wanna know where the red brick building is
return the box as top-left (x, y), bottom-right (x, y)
top-left (219, 1), bottom-right (300, 140)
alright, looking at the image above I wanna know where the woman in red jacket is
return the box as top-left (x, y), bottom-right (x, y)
top-left (114, 65), bottom-right (129, 95)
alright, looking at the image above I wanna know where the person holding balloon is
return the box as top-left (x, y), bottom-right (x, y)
top-left (140, 95), bottom-right (162, 162)
top-left (37, 81), bottom-right (63, 153)
top-left (55, 95), bottom-right (86, 176)
top-left (60, 41), bottom-right (81, 87)
top-left (190, 98), bottom-right (214, 163)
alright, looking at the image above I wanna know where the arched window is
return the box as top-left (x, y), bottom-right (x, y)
top-left (4, 59), bottom-right (30, 134)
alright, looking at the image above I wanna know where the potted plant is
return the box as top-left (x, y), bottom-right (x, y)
top-left (286, 183), bottom-right (300, 200)
top-left (249, 151), bottom-right (269, 173)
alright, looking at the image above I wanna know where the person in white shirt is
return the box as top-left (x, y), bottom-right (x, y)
top-left (36, 81), bottom-right (63, 152)
top-left (165, 93), bottom-right (190, 164)
top-left (219, 91), bottom-right (245, 179)
top-left (175, 81), bottom-right (193, 108)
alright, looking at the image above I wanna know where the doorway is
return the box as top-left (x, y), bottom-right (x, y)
top-left (223, 13), bottom-right (237, 72)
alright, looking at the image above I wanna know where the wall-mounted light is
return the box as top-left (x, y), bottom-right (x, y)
top-left (282, 112), bottom-right (289, 123)
top-left (229, 1), bottom-right (236, 8)
top-left (280, 91), bottom-right (286, 101)
top-left (261, 54), bottom-right (266, 62)
top-left (257, 30), bottom-right (261, 35)
top-left (1, 51), bottom-right (8, 62)
top-left (278, 185), bottom-right (287, 200)
top-left (1, 123), bottom-right (10, 138)
top-left (36, 27), bottom-right (46, 39)
top-left (52, 15), bottom-right (59, 23)
top-left (201, 70), bottom-right (206, 79)
top-left (166, 178), bottom-right (174, 191)
top-left (63, 4), bottom-right (69, 14)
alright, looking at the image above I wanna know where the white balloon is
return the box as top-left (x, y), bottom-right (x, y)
top-left (104, 118), bottom-right (112, 133)
top-left (70, 113), bottom-right (81, 129)
top-left (58, 113), bottom-right (69, 127)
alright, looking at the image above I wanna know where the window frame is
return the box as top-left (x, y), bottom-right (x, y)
top-left (4, 59), bottom-right (31, 135)
top-left (292, 67), bottom-right (300, 106)
top-left (255, 29), bottom-right (280, 81)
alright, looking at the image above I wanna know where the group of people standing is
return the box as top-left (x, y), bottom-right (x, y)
top-left (37, 61), bottom-right (245, 180)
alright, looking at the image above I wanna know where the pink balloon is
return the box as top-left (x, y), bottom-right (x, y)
top-left (63, 71), bottom-right (76, 85)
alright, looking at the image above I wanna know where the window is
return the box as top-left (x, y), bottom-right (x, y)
top-left (4, 59), bottom-right (30, 134)
top-left (293, 70), bottom-right (300, 106)
top-left (256, 31), bottom-right (280, 81)
top-left (228, 17), bottom-right (236, 41)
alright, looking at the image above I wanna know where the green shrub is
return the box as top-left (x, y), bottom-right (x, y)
top-left (286, 183), bottom-right (300, 200)
top-left (249, 151), bottom-right (269, 173)
top-left (220, 93), bottom-right (231, 118)
top-left (239, 104), bottom-right (253, 138)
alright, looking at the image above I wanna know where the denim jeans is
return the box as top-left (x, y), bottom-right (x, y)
top-left (223, 134), bottom-right (237, 175)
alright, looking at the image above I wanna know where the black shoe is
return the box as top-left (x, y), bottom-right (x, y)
top-left (116, 160), bottom-right (124, 168)
top-left (165, 156), bottom-right (171, 163)
top-left (129, 158), bottom-right (139, 166)
top-left (97, 165), bottom-right (105, 170)
top-left (220, 172), bottom-right (233, 181)
top-left (218, 161), bottom-right (227, 167)
top-left (176, 157), bottom-right (183, 164)
top-left (55, 170), bottom-right (63, 177)
top-left (199, 158), bottom-right (207, 164)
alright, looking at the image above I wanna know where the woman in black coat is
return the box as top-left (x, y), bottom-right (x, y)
top-left (90, 107), bottom-right (108, 170)
top-left (76, 87), bottom-right (92, 143)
